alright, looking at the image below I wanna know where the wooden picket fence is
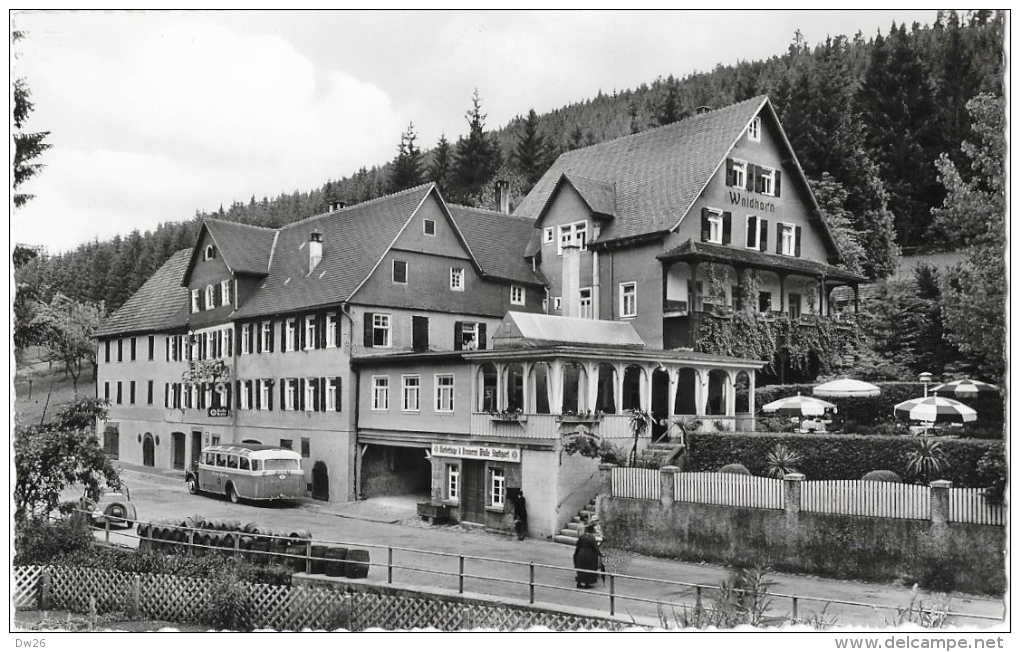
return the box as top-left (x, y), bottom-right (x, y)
top-left (674, 472), bottom-right (785, 510)
top-left (949, 487), bottom-right (1005, 526)
top-left (801, 480), bottom-right (930, 520)
top-left (15, 565), bottom-right (627, 631)
top-left (611, 467), bottom-right (659, 500)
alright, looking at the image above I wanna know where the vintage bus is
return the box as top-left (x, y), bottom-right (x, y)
top-left (185, 444), bottom-right (304, 504)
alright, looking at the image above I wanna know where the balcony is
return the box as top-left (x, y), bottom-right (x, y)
top-left (470, 413), bottom-right (633, 442)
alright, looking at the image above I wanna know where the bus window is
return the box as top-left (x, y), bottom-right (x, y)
top-left (239, 457), bottom-right (250, 471)
top-left (227, 455), bottom-right (238, 469)
top-left (251, 459), bottom-right (262, 472)
top-left (264, 458), bottom-right (301, 471)
top-left (216, 453), bottom-right (227, 467)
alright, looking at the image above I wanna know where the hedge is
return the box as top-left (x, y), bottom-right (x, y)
top-left (747, 382), bottom-right (1005, 433)
top-left (687, 431), bottom-right (1004, 487)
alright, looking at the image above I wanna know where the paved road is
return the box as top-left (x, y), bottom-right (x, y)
top-left (91, 465), bottom-right (1006, 629)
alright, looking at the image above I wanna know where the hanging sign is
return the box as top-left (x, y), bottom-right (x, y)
top-left (208, 408), bottom-right (230, 417)
top-left (431, 443), bottom-right (521, 463)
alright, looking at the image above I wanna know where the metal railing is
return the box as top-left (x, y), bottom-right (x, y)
top-left (63, 511), bottom-right (1004, 627)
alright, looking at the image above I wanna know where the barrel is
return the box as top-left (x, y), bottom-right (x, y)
top-left (193, 532), bottom-right (211, 557)
top-left (223, 519), bottom-right (242, 532)
top-left (136, 523), bottom-right (152, 552)
top-left (288, 529), bottom-right (312, 542)
top-left (220, 532), bottom-right (238, 551)
top-left (242, 522), bottom-right (261, 534)
top-left (310, 545), bottom-right (330, 575)
top-left (324, 546), bottom-right (348, 577)
top-left (345, 549), bottom-right (370, 579)
top-left (185, 515), bottom-right (205, 529)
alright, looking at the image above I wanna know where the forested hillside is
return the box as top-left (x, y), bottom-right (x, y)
top-left (17, 11), bottom-right (1003, 317)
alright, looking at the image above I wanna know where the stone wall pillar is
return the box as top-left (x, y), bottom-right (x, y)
top-left (784, 473), bottom-right (804, 531)
top-left (660, 465), bottom-right (679, 508)
top-left (597, 463), bottom-right (616, 516)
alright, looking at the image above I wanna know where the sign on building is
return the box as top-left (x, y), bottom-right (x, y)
top-left (431, 443), bottom-right (521, 463)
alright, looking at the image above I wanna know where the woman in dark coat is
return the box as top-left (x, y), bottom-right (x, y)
top-left (573, 524), bottom-right (602, 588)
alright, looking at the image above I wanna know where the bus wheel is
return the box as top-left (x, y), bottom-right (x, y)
top-left (227, 484), bottom-right (240, 504)
top-left (187, 477), bottom-right (198, 495)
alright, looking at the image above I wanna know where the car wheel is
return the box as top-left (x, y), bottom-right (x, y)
top-left (106, 504), bottom-right (127, 526)
top-left (227, 485), bottom-right (240, 504)
top-left (187, 477), bottom-right (198, 495)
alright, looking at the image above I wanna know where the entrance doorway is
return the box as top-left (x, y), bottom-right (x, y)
top-left (651, 368), bottom-right (670, 441)
top-left (142, 434), bottom-right (155, 467)
top-left (172, 432), bottom-right (186, 470)
top-left (461, 460), bottom-right (486, 523)
top-left (191, 431), bottom-right (202, 467)
top-left (312, 461), bottom-right (329, 501)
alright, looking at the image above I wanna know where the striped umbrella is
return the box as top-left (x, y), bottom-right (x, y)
top-left (893, 395), bottom-right (977, 424)
top-left (813, 378), bottom-right (881, 398)
top-left (931, 378), bottom-right (1000, 399)
top-left (762, 394), bottom-right (837, 417)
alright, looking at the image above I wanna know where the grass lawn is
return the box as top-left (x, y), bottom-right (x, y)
top-left (14, 346), bottom-right (96, 428)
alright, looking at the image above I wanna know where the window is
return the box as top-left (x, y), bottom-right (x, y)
top-left (104, 341), bottom-right (110, 363)
top-left (205, 285), bottom-right (215, 310)
top-left (557, 221), bottom-right (587, 254)
top-left (730, 159), bottom-right (747, 188)
top-left (372, 314), bottom-right (391, 348)
top-left (580, 288), bottom-right (593, 319)
top-left (118, 339), bottom-right (123, 362)
top-left (147, 380), bottom-right (153, 405)
top-left (285, 318), bottom-right (297, 352)
top-left (746, 215), bottom-right (767, 251)
top-left (130, 337), bottom-right (137, 361)
top-left (620, 282), bottom-right (637, 318)
top-left (260, 321), bottom-right (272, 352)
top-left (459, 322), bottom-right (478, 350)
top-left (104, 382), bottom-right (110, 401)
top-left (489, 467), bottom-right (505, 508)
top-left (147, 335), bottom-right (154, 360)
top-left (435, 374), bottom-right (455, 412)
top-left (553, 297), bottom-right (561, 311)
top-left (116, 381), bottom-right (123, 404)
top-left (778, 222), bottom-right (797, 256)
top-left (259, 380), bottom-right (271, 411)
top-left (759, 166), bottom-right (776, 196)
top-left (304, 379), bottom-right (316, 411)
top-left (221, 280), bottom-right (232, 306)
top-left (285, 378), bottom-right (297, 411)
top-left (305, 316), bottom-right (317, 350)
top-left (280, 439), bottom-right (293, 451)
top-left (301, 437), bottom-right (310, 458)
top-left (191, 289), bottom-right (200, 313)
top-left (543, 227), bottom-right (554, 244)
top-left (402, 375), bottom-right (420, 412)
top-left (423, 219), bottom-right (436, 236)
top-left (204, 384), bottom-right (213, 409)
top-left (450, 267), bottom-right (464, 291)
top-left (788, 293), bottom-right (802, 320)
top-left (241, 324), bottom-right (251, 355)
top-left (510, 285), bottom-right (525, 306)
top-left (372, 376), bottom-right (390, 411)
top-left (204, 245), bottom-right (216, 260)
top-left (392, 260), bottom-right (408, 284)
top-left (222, 329), bottom-right (231, 358)
top-left (239, 380), bottom-right (250, 410)
top-left (447, 464), bottom-right (460, 501)
top-left (706, 210), bottom-right (724, 244)
top-left (759, 291), bottom-right (772, 313)
top-left (748, 116), bottom-right (761, 142)
top-left (239, 457), bottom-right (250, 471)
top-left (325, 313), bottom-right (337, 348)
top-left (326, 378), bottom-right (339, 411)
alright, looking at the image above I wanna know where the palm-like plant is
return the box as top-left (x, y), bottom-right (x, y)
top-left (765, 443), bottom-right (803, 479)
top-left (627, 409), bottom-right (653, 466)
top-left (905, 438), bottom-right (949, 484)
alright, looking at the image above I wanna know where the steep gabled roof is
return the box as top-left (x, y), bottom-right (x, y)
top-left (233, 184), bottom-right (434, 318)
top-left (183, 219), bottom-right (277, 283)
top-left (524, 173), bottom-right (618, 257)
top-left (446, 204), bottom-right (543, 286)
top-left (98, 249), bottom-right (191, 337)
top-left (515, 96), bottom-right (769, 245)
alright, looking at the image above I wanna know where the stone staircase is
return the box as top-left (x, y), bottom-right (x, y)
top-left (553, 498), bottom-right (597, 546)
top-left (636, 439), bottom-right (686, 468)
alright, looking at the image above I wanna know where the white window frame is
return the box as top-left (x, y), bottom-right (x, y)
top-left (216, 383), bottom-right (228, 408)
top-left (461, 322), bottom-right (478, 351)
top-left (779, 222), bottom-right (796, 256)
top-left (435, 374), bottom-right (455, 413)
top-left (620, 282), bottom-right (637, 318)
top-left (557, 221), bottom-right (587, 255)
top-left (204, 384), bottom-right (213, 409)
top-left (220, 280), bottom-right (231, 306)
top-left (447, 464), bottom-right (460, 501)
top-left (732, 159), bottom-right (747, 188)
top-left (489, 467), bottom-right (506, 508)
top-left (222, 329), bottom-right (231, 358)
top-left (285, 318), bottom-right (297, 352)
top-left (450, 267), bottom-right (465, 291)
top-left (392, 259), bottom-right (408, 284)
top-left (304, 378), bottom-right (316, 411)
top-left (402, 375), bottom-right (420, 412)
top-left (204, 245), bottom-right (215, 260)
top-left (579, 287), bottom-right (593, 319)
top-left (553, 297), bottom-right (562, 311)
top-left (748, 116), bottom-right (761, 142)
top-left (259, 380), bottom-right (271, 411)
top-left (305, 316), bottom-right (317, 350)
top-left (260, 321), bottom-right (272, 352)
top-left (205, 285), bottom-right (215, 310)
top-left (706, 209), bottom-right (724, 244)
top-left (284, 379), bottom-right (297, 411)
top-left (373, 314), bottom-right (392, 348)
top-left (190, 289), bottom-right (200, 313)
top-left (241, 323), bottom-right (250, 355)
top-left (325, 313), bottom-right (337, 348)
top-left (326, 378), bottom-right (338, 411)
top-left (372, 376), bottom-right (390, 411)
top-left (423, 219), bottom-right (436, 236)
top-left (543, 227), bottom-right (554, 244)
top-left (510, 285), bottom-right (525, 306)
top-left (239, 380), bottom-right (250, 410)
top-left (759, 166), bottom-right (776, 196)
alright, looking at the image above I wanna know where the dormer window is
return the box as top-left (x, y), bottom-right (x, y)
top-left (747, 117), bottom-right (761, 142)
top-left (557, 221), bottom-right (587, 255)
top-left (204, 245), bottom-right (216, 260)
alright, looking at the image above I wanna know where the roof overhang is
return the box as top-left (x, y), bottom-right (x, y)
top-left (465, 345), bottom-right (766, 370)
top-left (657, 240), bottom-right (868, 284)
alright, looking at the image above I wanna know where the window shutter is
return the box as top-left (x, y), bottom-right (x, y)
top-left (300, 317), bottom-right (307, 350)
top-left (317, 314), bottom-right (326, 349)
top-left (255, 380), bottom-right (262, 410)
top-left (311, 379), bottom-right (320, 411)
top-left (746, 164), bottom-right (756, 191)
top-left (700, 208), bottom-right (710, 242)
top-left (760, 220), bottom-right (768, 252)
top-left (335, 377), bottom-right (342, 411)
top-left (165, 337), bottom-right (169, 362)
top-left (794, 225), bottom-right (802, 257)
top-left (725, 158), bottom-right (734, 186)
top-left (236, 380), bottom-right (241, 406)
top-left (280, 381), bottom-right (286, 410)
top-left (745, 216), bottom-right (756, 248)
top-left (363, 313), bottom-right (374, 347)
top-left (774, 170), bottom-right (782, 197)
top-left (226, 383), bottom-right (232, 409)
top-left (722, 212), bottom-right (732, 245)
top-left (268, 381), bottom-right (274, 411)
top-left (165, 383), bottom-right (169, 408)
top-left (249, 325), bottom-right (256, 354)
top-left (247, 381), bottom-right (253, 410)
top-left (281, 321), bottom-right (287, 352)
top-left (454, 321), bottom-right (464, 351)
top-left (334, 314), bottom-right (342, 347)
top-left (318, 377), bottom-right (326, 412)
top-left (300, 379), bottom-right (306, 411)
top-left (479, 323), bottom-right (487, 350)
top-left (776, 226), bottom-right (783, 254)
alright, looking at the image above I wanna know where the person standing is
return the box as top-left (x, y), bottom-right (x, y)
top-left (511, 489), bottom-right (528, 540)
top-left (573, 523), bottom-right (602, 589)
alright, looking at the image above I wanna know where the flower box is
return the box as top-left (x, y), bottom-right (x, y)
top-left (416, 502), bottom-right (451, 525)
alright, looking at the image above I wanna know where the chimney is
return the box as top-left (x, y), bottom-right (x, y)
top-left (495, 180), bottom-right (510, 214)
top-left (695, 105), bottom-right (712, 115)
top-left (561, 244), bottom-right (581, 318)
top-left (309, 229), bottom-right (323, 273)
top-left (329, 200), bottom-right (348, 212)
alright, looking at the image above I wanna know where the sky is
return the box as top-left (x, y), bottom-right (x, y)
top-left (11, 9), bottom-right (943, 255)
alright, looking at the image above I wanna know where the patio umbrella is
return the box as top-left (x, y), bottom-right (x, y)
top-left (762, 394), bottom-right (837, 417)
top-left (813, 378), bottom-right (881, 398)
top-left (893, 395), bottom-right (977, 424)
top-left (931, 378), bottom-right (1000, 399)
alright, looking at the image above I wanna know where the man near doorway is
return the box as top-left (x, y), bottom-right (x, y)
top-left (509, 488), bottom-right (528, 540)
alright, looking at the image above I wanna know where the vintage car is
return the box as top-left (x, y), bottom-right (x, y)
top-left (80, 486), bottom-right (138, 528)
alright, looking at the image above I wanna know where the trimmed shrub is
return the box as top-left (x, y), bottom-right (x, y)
top-left (688, 431), bottom-right (1002, 487)
top-left (14, 514), bottom-right (95, 565)
top-left (718, 463), bottom-right (751, 475)
top-left (861, 470), bottom-right (902, 483)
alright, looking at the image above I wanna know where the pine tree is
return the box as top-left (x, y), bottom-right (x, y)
top-left (12, 31), bottom-right (51, 208)
top-left (650, 76), bottom-right (683, 126)
top-left (428, 134), bottom-right (454, 192)
top-left (513, 109), bottom-right (551, 186)
top-left (451, 90), bottom-right (503, 205)
top-left (388, 122), bottom-right (425, 193)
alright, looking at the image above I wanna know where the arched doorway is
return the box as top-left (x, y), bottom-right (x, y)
top-left (478, 363), bottom-right (498, 412)
top-left (506, 363), bottom-right (525, 411)
top-left (622, 365), bottom-right (644, 411)
top-left (142, 433), bottom-right (155, 467)
top-left (561, 362), bottom-right (585, 413)
top-left (651, 367), bottom-right (670, 441)
top-left (707, 370), bottom-right (729, 416)
top-left (734, 371), bottom-right (751, 414)
top-left (531, 363), bottom-right (551, 414)
top-left (594, 363), bottom-right (617, 414)
top-left (675, 368), bottom-right (698, 415)
top-left (312, 461), bottom-right (329, 501)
